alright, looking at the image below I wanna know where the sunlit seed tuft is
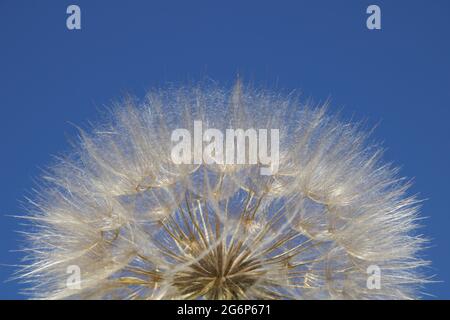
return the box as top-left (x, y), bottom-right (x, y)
top-left (18, 81), bottom-right (429, 300)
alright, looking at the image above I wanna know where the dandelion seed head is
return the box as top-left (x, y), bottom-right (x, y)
top-left (19, 81), bottom-right (428, 299)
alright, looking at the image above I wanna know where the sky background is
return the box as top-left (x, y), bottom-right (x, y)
top-left (0, 0), bottom-right (449, 299)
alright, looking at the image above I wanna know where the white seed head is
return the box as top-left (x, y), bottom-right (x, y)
top-left (18, 81), bottom-right (428, 299)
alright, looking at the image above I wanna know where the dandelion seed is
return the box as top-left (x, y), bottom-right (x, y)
top-left (18, 81), bottom-right (428, 299)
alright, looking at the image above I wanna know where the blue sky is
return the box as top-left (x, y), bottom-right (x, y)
top-left (0, 0), bottom-right (449, 299)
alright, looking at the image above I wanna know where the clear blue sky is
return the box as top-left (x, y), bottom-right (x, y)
top-left (0, 0), bottom-right (449, 299)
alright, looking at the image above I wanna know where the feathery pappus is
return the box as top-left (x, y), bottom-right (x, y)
top-left (18, 81), bottom-right (428, 299)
